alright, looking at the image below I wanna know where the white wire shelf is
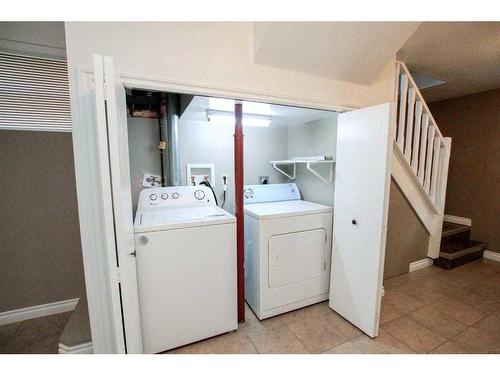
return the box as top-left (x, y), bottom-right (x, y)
top-left (269, 159), bottom-right (335, 183)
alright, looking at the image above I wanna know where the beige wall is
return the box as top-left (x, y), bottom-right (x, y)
top-left (384, 179), bottom-right (430, 279)
top-left (429, 89), bottom-right (500, 253)
top-left (0, 131), bottom-right (85, 312)
top-left (0, 21), bottom-right (66, 59)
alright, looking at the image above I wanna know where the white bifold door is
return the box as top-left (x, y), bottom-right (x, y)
top-left (329, 103), bottom-right (393, 338)
top-left (92, 55), bottom-right (143, 352)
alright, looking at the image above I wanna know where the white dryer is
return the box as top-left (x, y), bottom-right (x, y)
top-left (243, 183), bottom-right (333, 319)
top-left (134, 186), bottom-right (237, 353)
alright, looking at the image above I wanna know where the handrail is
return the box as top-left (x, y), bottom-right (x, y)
top-left (397, 62), bottom-right (445, 140)
top-left (394, 61), bottom-right (450, 212)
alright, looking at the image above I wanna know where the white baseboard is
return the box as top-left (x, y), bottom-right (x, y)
top-left (484, 251), bottom-right (500, 262)
top-left (409, 258), bottom-right (434, 272)
top-left (58, 341), bottom-right (93, 354)
top-left (443, 214), bottom-right (472, 226)
top-left (0, 298), bottom-right (79, 326)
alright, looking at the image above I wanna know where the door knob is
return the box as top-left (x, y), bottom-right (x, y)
top-left (352, 219), bottom-right (357, 225)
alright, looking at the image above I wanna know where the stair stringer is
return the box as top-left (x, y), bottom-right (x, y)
top-left (391, 137), bottom-right (452, 259)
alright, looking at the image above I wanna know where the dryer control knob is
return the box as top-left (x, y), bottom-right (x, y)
top-left (138, 236), bottom-right (149, 245)
top-left (244, 188), bottom-right (254, 199)
top-left (172, 192), bottom-right (179, 199)
top-left (150, 193), bottom-right (158, 201)
top-left (161, 193), bottom-right (168, 200)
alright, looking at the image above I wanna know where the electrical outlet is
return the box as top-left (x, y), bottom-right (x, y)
top-left (142, 173), bottom-right (161, 188)
top-left (259, 176), bottom-right (270, 185)
top-left (222, 174), bottom-right (228, 191)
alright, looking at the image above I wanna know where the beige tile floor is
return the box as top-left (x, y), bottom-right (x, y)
top-left (169, 258), bottom-right (500, 354)
top-left (1, 258), bottom-right (499, 354)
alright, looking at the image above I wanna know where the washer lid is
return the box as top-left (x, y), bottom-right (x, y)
top-left (244, 200), bottom-right (332, 220)
top-left (134, 205), bottom-right (235, 232)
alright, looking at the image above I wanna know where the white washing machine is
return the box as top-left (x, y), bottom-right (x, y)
top-left (244, 183), bottom-right (333, 319)
top-left (134, 186), bottom-right (237, 353)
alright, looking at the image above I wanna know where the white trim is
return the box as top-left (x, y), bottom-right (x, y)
top-left (484, 251), bottom-right (500, 262)
top-left (120, 72), bottom-right (355, 113)
top-left (0, 125), bottom-right (72, 133)
top-left (409, 258), bottom-right (434, 272)
top-left (392, 141), bottom-right (438, 214)
top-left (0, 298), bottom-right (79, 326)
top-left (71, 68), bottom-right (120, 353)
top-left (443, 214), bottom-right (472, 227)
top-left (58, 341), bottom-right (93, 354)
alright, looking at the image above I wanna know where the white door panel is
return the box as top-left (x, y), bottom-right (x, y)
top-left (329, 103), bottom-right (392, 338)
top-left (268, 229), bottom-right (326, 288)
top-left (94, 55), bottom-right (143, 352)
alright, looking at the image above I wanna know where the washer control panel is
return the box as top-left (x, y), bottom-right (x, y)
top-left (138, 186), bottom-right (215, 210)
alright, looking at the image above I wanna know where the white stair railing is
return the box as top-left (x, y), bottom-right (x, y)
top-left (394, 62), bottom-right (451, 213)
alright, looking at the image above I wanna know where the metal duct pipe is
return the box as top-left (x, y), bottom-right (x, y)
top-left (166, 93), bottom-right (181, 186)
top-left (158, 93), bottom-right (167, 186)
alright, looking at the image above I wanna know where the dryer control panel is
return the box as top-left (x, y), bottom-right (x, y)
top-left (244, 183), bottom-right (301, 204)
top-left (138, 186), bottom-right (216, 210)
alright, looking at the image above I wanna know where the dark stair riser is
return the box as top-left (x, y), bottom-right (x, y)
top-left (436, 222), bottom-right (487, 270)
top-left (434, 250), bottom-right (485, 270)
top-left (441, 229), bottom-right (471, 248)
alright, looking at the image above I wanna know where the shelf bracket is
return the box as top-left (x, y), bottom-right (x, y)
top-left (306, 162), bottom-right (334, 183)
top-left (272, 162), bottom-right (296, 180)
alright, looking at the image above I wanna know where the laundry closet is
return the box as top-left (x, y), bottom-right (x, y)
top-left (82, 55), bottom-right (392, 354)
top-left (126, 92), bottom-right (337, 214)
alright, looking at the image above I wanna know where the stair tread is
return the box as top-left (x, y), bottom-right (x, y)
top-left (442, 222), bottom-right (470, 238)
top-left (439, 240), bottom-right (487, 260)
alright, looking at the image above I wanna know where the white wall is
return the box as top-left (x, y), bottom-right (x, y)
top-left (64, 22), bottom-right (390, 110)
top-left (178, 120), bottom-right (288, 213)
top-left (287, 117), bottom-right (338, 207)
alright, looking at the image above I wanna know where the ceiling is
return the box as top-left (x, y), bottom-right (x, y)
top-left (253, 22), bottom-right (420, 85)
top-left (398, 22), bottom-right (500, 102)
top-left (181, 96), bottom-right (337, 127)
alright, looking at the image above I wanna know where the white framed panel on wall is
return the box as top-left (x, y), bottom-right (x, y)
top-left (0, 52), bottom-right (71, 132)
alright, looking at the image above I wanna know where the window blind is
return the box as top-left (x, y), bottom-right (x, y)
top-left (0, 52), bottom-right (71, 132)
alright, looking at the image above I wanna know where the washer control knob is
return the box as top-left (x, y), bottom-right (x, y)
top-left (194, 190), bottom-right (206, 200)
top-left (172, 192), bottom-right (179, 199)
top-left (149, 193), bottom-right (158, 201)
top-left (161, 193), bottom-right (168, 200)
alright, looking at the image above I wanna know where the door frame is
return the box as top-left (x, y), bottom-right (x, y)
top-left (72, 58), bottom-right (361, 353)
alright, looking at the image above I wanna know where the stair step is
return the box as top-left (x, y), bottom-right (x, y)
top-left (442, 222), bottom-right (470, 238)
top-left (440, 240), bottom-right (487, 260)
top-left (434, 240), bottom-right (487, 270)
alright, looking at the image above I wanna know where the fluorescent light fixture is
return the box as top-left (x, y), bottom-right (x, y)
top-left (208, 98), bottom-right (272, 115)
top-left (206, 109), bottom-right (271, 128)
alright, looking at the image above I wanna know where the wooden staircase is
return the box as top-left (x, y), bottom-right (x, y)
top-left (434, 221), bottom-right (487, 270)
top-left (392, 62), bottom-right (452, 259)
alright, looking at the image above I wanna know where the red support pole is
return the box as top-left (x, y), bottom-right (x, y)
top-left (234, 102), bottom-right (245, 322)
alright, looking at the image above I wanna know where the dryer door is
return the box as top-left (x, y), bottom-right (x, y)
top-left (268, 228), bottom-right (327, 288)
